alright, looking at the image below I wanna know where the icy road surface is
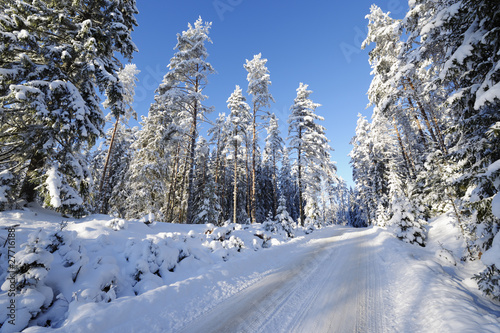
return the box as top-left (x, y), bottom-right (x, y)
top-left (177, 228), bottom-right (387, 333)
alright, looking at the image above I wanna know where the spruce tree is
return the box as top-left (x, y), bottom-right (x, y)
top-left (161, 17), bottom-right (215, 224)
top-left (226, 86), bottom-right (251, 224)
top-left (0, 0), bottom-right (138, 215)
top-left (288, 83), bottom-right (332, 226)
top-left (97, 64), bottom-right (140, 213)
top-left (244, 53), bottom-right (274, 224)
top-left (264, 113), bottom-right (284, 219)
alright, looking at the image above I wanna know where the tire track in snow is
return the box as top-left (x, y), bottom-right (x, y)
top-left (176, 228), bottom-right (388, 333)
top-left (356, 237), bottom-right (387, 333)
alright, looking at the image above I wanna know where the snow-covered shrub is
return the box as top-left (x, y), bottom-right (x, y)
top-left (0, 229), bottom-right (54, 332)
top-left (474, 264), bottom-right (500, 300)
top-left (264, 198), bottom-right (296, 238)
top-left (139, 212), bottom-right (156, 225)
top-left (477, 222), bottom-right (500, 300)
top-left (45, 230), bottom-right (87, 282)
top-left (254, 230), bottom-right (272, 248)
top-left (106, 218), bottom-right (128, 231)
top-left (204, 224), bottom-right (247, 259)
top-left (77, 256), bottom-right (119, 303)
top-left (303, 222), bottom-right (315, 235)
top-left (222, 236), bottom-right (244, 252)
top-left (276, 198), bottom-right (296, 238)
top-left (209, 225), bottom-right (233, 242)
top-left (155, 237), bottom-right (186, 276)
top-left (124, 239), bottom-right (163, 295)
top-left (389, 192), bottom-right (427, 247)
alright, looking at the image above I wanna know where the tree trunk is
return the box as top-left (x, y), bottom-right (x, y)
top-left (98, 115), bottom-right (120, 213)
top-left (428, 107), bottom-right (448, 155)
top-left (272, 150), bottom-right (277, 219)
top-left (298, 128), bottom-right (304, 226)
top-left (406, 97), bottom-right (427, 147)
top-left (179, 141), bottom-right (192, 224)
top-left (166, 143), bottom-right (181, 222)
top-left (186, 74), bottom-right (200, 224)
top-left (406, 79), bottom-right (446, 153)
top-left (251, 104), bottom-right (257, 224)
top-left (246, 141), bottom-right (251, 221)
top-left (214, 127), bottom-right (223, 223)
top-left (20, 152), bottom-right (45, 203)
top-left (186, 109), bottom-right (198, 224)
top-left (392, 116), bottom-right (415, 176)
top-left (233, 133), bottom-right (238, 224)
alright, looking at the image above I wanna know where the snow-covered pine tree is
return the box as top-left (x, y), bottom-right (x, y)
top-left (90, 125), bottom-right (138, 215)
top-left (362, 5), bottom-right (419, 180)
top-left (264, 113), bottom-right (284, 219)
top-left (350, 114), bottom-right (375, 224)
top-left (288, 83), bottom-right (332, 226)
top-left (347, 187), bottom-right (367, 228)
top-left (433, 0), bottom-right (500, 257)
top-left (191, 137), bottom-right (221, 224)
top-left (274, 195), bottom-right (295, 238)
top-left (226, 86), bottom-right (251, 224)
top-left (208, 113), bottom-right (230, 224)
top-left (0, 229), bottom-right (54, 331)
top-left (0, 0), bottom-right (138, 215)
top-left (244, 53), bottom-right (274, 224)
top-left (162, 17), bottom-right (216, 224)
top-left (279, 147), bottom-right (299, 222)
top-left (259, 150), bottom-right (274, 222)
top-left (124, 17), bottom-right (215, 223)
top-left (387, 164), bottom-right (427, 246)
top-left (96, 64), bottom-right (140, 213)
top-left (121, 101), bottom-right (178, 221)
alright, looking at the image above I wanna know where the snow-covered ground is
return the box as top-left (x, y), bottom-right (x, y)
top-left (0, 206), bottom-right (499, 332)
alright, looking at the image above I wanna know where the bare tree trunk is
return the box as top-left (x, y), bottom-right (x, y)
top-left (20, 152), bottom-right (45, 203)
top-left (298, 128), bottom-right (304, 226)
top-left (406, 79), bottom-right (446, 153)
top-left (392, 116), bottom-right (415, 176)
top-left (428, 107), bottom-right (448, 155)
top-left (404, 80), bottom-right (438, 144)
top-left (406, 97), bottom-right (427, 146)
top-left (233, 133), bottom-right (238, 224)
top-left (213, 127), bottom-right (223, 223)
top-left (179, 142), bottom-right (191, 224)
top-left (272, 150), bottom-right (277, 219)
top-left (186, 74), bottom-right (200, 224)
top-left (98, 116), bottom-right (120, 213)
top-left (246, 141), bottom-right (251, 221)
top-left (166, 143), bottom-right (181, 222)
top-left (251, 104), bottom-right (257, 224)
top-left (404, 132), bottom-right (417, 178)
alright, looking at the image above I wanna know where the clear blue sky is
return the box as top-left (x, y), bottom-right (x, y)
top-left (127, 0), bottom-right (408, 187)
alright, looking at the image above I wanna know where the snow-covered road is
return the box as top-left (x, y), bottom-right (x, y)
top-left (177, 228), bottom-right (388, 333)
top-left (16, 211), bottom-right (499, 333)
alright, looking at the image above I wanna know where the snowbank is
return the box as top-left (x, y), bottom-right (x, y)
top-left (0, 205), bottom-right (310, 332)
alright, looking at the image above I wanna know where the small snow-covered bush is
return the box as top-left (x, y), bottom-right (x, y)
top-left (263, 199), bottom-right (296, 239)
top-left (474, 264), bottom-right (500, 300)
top-left (389, 193), bottom-right (427, 247)
top-left (0, 229), bottom-right (54, 332)
top-left (106, 218), bottom-right (128, 231)
top-left (77, 256), bottom-right (120, 303)
top-left (124, 239), bottom-right (164, 294)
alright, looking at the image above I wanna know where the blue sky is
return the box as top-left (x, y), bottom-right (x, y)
top-left (127, 0), bottom-right (408, 187)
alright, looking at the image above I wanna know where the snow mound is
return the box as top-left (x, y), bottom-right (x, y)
top-left (0, 207), bottom-right (315, 332)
